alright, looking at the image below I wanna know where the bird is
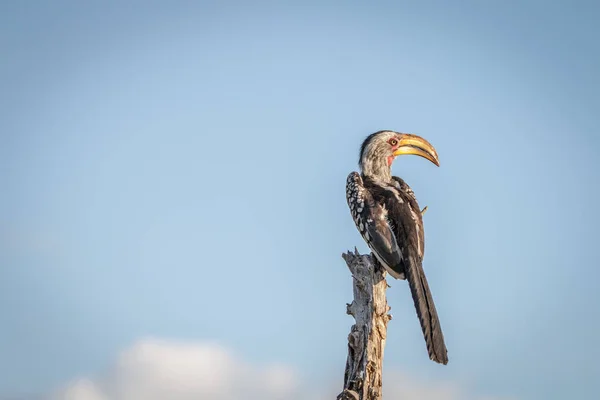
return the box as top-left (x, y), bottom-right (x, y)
top-left (345, 130), bottom-right (448, 365)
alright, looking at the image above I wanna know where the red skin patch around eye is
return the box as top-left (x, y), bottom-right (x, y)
top-left (387, 139), bottom-right (400, 166)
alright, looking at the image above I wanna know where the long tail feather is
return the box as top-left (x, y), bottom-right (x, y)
top-left (404, 256), bottom-right (448, 364)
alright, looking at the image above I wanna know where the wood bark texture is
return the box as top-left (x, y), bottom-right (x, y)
top-left (337, 249), bottom-right (392, 400)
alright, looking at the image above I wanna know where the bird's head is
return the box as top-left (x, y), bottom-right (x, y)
top-left (358, 130), bottom-right (439, 180)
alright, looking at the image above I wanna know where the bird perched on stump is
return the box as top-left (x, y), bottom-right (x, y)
top-left (345, 130), bottom-right (448, 365)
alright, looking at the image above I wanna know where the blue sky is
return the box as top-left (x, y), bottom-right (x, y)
top-left (1, 1), bottom-right (599, 399)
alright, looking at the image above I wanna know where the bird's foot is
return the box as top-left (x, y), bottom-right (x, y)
top-left (421, 206), bottom-right (428, 215)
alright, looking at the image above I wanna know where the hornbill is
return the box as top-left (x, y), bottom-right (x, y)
top-left (345, 130), bottom-right (448, 365)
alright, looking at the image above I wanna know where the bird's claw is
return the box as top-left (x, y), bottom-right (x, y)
top-left (421, 206), bottom-right (428, 215)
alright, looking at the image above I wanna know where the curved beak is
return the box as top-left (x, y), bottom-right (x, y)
top-left (392, 134), bottom-right (440, 166)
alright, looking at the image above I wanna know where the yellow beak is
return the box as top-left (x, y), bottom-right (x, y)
top-left (392, 134), bottom-right (440, 166)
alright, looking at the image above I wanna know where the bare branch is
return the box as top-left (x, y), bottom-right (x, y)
top-left (337, 250), bottom-right (392, 400)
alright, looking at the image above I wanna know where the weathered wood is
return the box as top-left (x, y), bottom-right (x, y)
top-left (337, 249), bottom-right (392, 400)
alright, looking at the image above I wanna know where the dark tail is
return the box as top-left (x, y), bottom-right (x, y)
top-left (404, 256), bottom-right (448, 364)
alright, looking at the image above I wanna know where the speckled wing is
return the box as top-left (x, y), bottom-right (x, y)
top-left (345, 172), bottom-right (404, 278)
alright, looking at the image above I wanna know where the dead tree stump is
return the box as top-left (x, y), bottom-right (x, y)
top-left (337, 249), bottom-right (392, 400)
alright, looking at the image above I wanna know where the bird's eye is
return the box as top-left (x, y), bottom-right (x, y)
top-left (389, 138), bottom-right (398, 146)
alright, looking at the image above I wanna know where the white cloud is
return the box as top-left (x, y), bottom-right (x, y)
top-left (50, 338), bottom-right (300, 400)
top-left (57, 379), bottom-right (107, 400)
top-left (49, 338), bottom-right (513, 400)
